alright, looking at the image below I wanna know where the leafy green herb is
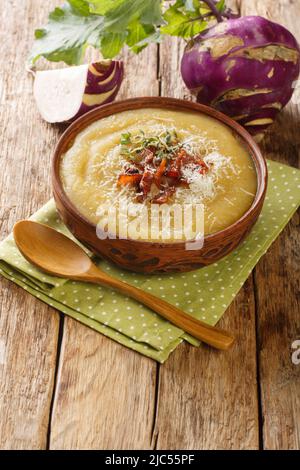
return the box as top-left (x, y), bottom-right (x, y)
top-left (29, 1), bottom-right (236, 65)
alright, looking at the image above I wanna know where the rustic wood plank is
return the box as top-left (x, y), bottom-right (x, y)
top-left (154, 280), bottom-right (259, 449)
top-left (154, 14), bottom-right (260, 448)
top-left (50, 320), bottom-right (157, 450)
top-left (49, 45), bottom-right (160, 450)
top-left (0, 0), bottom-right (61, 449)
top-left (254, 221), bottom-right (300, 450)
top-left (240, 0), bottom-right (300, 450)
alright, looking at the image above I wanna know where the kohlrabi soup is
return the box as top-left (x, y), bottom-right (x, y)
top-left (60, 108), bottom-right (257, 242)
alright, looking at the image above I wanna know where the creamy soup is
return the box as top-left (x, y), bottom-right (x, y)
top-left (61, 108), bottom-right (257, 241)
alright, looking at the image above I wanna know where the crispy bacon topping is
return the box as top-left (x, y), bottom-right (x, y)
top-left (140, 168), bottom-right (154, 197)
top-left (154, 158), bottom-right (167, 188)
top-left (152, 187), bottom-right (176, 204)
top-left (117, 129), bottom-right (211, 204)
top-left (117, 174), bottom-right (142, 186)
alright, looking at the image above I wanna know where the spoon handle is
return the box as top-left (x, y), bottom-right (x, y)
top-left (86, 269), bottom-right (235, 350)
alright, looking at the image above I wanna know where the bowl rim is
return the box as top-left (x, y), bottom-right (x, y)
top-left (52, 96), bottom-right (268, 246)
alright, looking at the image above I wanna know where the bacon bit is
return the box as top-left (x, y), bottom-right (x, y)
top-left (166, 149), bottom-right (193, 179)
top-left (154, 158), bottom-right (167, 187)
top-left (151, 187), bottom-right (176, 204)
top-left (140, 148), bottom-right (154, 165)
top-left (147, 145), bottom-right (157, 154)
top-left (177, 179), bottom-right (190, 188)
top-left (118, 174), bottom-right (142, 186)
top-left (166, 167), bottom-right (180, 178)
top-left (176, 149), bottom-right (193, 167)
top-left (123, 163), bottom-right (141, 175)
top-left (140, 168), bottom-right (154, 197)
top-left (174, 150), bottom-right (185, 173)
top-left (197, 159), bottom-right (209, 175)
top-left (135, 193), bottom-right (144, 203)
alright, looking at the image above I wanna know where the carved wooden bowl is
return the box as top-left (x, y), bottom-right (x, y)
top-left (52, 97), bottom-right (268, 273)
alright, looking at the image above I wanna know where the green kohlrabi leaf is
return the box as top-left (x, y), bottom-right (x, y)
top-left (87, 0), bottom-right (126, 15)
top-left (128, 28), bottom-right (161, 54)
top-left (126, 22), bottom-right (151, 48)
top-left (67, 0), bottom-right (90, 16)
top-left (29, 2), bottom-right (104, 65)
top-left (216, 0), bottom-right (226, 12)
top-left (29, 0), bottom-right (231, 65)
top-left (100, 32), bottom-right (127, 58)
top-left (161, 0), bottom-right (229, 39)
top-left (30, 0), bottom-right (164, 65)
top-left (161, 1), bottom-right (208, 39)
top-left (184, 0), bottom-right (196, 12)
top-left (89, 0), bottom-right (163, 31)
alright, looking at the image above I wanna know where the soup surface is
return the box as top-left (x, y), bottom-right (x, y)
top-left (61, 108), bottom-right (257, 241)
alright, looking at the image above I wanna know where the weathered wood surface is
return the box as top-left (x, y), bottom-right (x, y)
top-left (0, 0), bottom-right (299, 450)
top-left (0, 0), bottom-right (61, 449)
top-left (239, 0), bottom-right (300, 450)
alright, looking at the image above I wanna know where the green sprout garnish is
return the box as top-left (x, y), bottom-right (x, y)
top-left (120, 129), bottom-right (182, 161)
top-left (120, 132), bottom-right (132, 145)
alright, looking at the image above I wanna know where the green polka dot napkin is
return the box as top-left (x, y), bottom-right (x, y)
top-left (0, 160), bottom-right (299, 362)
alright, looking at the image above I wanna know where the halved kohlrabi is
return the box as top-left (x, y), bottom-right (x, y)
top-left (34, 60), bottom-right (124, 123)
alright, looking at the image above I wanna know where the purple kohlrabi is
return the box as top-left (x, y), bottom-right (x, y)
top-left (181, 16), bottom-right (300, 139)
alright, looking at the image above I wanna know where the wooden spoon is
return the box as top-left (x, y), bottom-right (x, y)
top-left (13, 220), bottom-right (235, 350)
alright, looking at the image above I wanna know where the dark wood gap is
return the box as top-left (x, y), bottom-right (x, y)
top-left (252, 269), bottom-right (264, 450)
top-left (46, 313), bottom-right (65, 450)
top-left (150, 361), bottom-right (161, 449)
top-left (156, 43), bottom-right (162, 96)
top-left (150, 42), bottom-right (163, 450)
top-left (152, 430), bottom-right (160, 450)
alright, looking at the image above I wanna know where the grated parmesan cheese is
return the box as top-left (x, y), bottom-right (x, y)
top-left (180, 151), bottom-right (235, 202)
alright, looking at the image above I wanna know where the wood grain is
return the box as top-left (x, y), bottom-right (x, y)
top-left (0, 0), bottom-right (60, 449)
top-left (153, 278), bottom-right (259, 450)
top-left (50, 321), bottom-right (156, 450)
top-left (239, 0), bottom-right (300, 450)
top-left (49, 46), bottom-right (160, 450)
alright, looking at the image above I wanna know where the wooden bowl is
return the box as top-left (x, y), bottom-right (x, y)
top-left (52, 97), bottom-right (268, 273)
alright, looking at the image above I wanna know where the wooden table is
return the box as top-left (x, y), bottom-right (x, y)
top-left (0, 0), bottom-right (299, 450)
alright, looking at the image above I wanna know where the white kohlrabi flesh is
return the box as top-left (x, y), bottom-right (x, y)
top-left (181, 16), bottom-right (300, 138)
top-left (34, 60), bottom-right (124, 123)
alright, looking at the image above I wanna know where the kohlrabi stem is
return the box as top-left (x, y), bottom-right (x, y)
top-left (201, 0), bottom-right (223, 22)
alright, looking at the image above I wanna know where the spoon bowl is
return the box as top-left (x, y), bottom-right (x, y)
top-left (14, 221), bottom-right (93, 278)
